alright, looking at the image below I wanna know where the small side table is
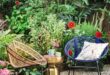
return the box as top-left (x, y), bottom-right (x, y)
top-left (44, 55), bottom-right (63, 75)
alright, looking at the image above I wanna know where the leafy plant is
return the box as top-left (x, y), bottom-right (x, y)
top-left (30, 14), bottom-right (66, 53)
top-left (42, 14), bottom-right (65, 40)
top-left (0, 30), bottom-right (16, 60)
top-left (0, 0), bottom-right (8, 6)
top-left (74, 21), bottom-right (97, 36)
top-left (105, 0), bottom-right (110, 3)
top-left (27, 0), bottom-right (44, 8)
top-left (19, 68), bottom-right (41, 75)
top-left (6, 5), bottom-right (32, 33)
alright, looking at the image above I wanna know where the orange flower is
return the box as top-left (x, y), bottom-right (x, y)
top-left (67, 21), bottom-right (75, 29)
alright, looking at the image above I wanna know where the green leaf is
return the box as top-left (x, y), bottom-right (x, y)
top-left (82, 0), bottom-right (89, 5)
top-left (26, 71), bottom-right (29, 75)
top-left (30, 72), bottom-right (36, 75)
top-left (73, 0), bottom-right (85, 7)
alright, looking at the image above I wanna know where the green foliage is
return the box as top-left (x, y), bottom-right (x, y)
top-left (19, 68), bottom-right (41, 75)
top-left (58, 4), bottom-right (76, 14)
top-left (27, 0), bottom-right (44, 8)
top-left (1, 0), bottom-right (110, 63)
top-left (72, 0), bottom-right (89, 7)
top-left (0, 0), bottom-right (8, 4)
top-left (0, 30), bottom-right (16, 60)
top-left (74, 22), bottom-right (97, 36)
top-left (105, 0), bottom-right (110, 3)
top-left (6, 6), bottom-right (32, 33)
top-left (42, 14), bottom-right (65, 40)
top-left (30, 14), bottom-right (66, 53)
top-left (0, 0), bottom-right (15, 16)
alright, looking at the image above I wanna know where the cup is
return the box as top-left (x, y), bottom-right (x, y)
top-left (55, 52), bottom-right (61, 57)
top-left (47, 49), bottom-right (55, 56)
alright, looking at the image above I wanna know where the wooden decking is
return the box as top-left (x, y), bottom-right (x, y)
top-left (61, 65), bottom-right (110, 75)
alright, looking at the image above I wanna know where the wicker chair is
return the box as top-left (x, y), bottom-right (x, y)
top-left (64, 36), bottom-right (109, 75)
top-left (6, 41), bottom-right (47, 74)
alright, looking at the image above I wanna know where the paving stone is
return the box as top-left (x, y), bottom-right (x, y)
top-left (60, 65), bottom-right (110, 75)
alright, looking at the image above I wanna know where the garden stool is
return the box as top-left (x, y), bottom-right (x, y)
top-left (44, 55), bottom-right (63, 75)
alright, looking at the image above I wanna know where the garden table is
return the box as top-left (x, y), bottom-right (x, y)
top-left (44, 55), bottom-right (63, 75)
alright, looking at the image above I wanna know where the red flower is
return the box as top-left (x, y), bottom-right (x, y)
top-left (68, 50), bottom-right (73, 56)
top-left (67, 21), bottom-right (75, 29)
top-left (95, 31), bottom-right (102, 38)
top-left (15, 0), bottom-right (20, 6)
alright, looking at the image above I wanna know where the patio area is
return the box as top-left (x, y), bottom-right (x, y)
top-left (1, 0), bottom-right (110, 75)
top-left (61, 65), bottom-right (110, 75)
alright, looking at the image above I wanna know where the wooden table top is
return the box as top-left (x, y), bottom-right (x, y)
top-left (44, 55), bottom-right (63, 64)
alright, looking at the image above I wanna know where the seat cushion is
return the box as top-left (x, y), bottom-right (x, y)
top-left (75, 41), bottom-right (108, 61)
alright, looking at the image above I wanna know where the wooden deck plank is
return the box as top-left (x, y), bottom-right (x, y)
top-left (61, 65), bottom-right (110, 75)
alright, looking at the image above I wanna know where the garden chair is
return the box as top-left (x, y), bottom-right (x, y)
top-left (64, 36), bottom-right (109, 75)
top-left (6, 40), bottom-right (47, 75)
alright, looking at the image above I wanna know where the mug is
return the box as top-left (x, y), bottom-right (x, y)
top-left (55, 52), bottom-right (61, 57)
top-left (47, 49), bottom-right (55, 56)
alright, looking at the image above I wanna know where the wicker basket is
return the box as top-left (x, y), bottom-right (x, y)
top-left (7, 41), bottom-right (47, 68)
